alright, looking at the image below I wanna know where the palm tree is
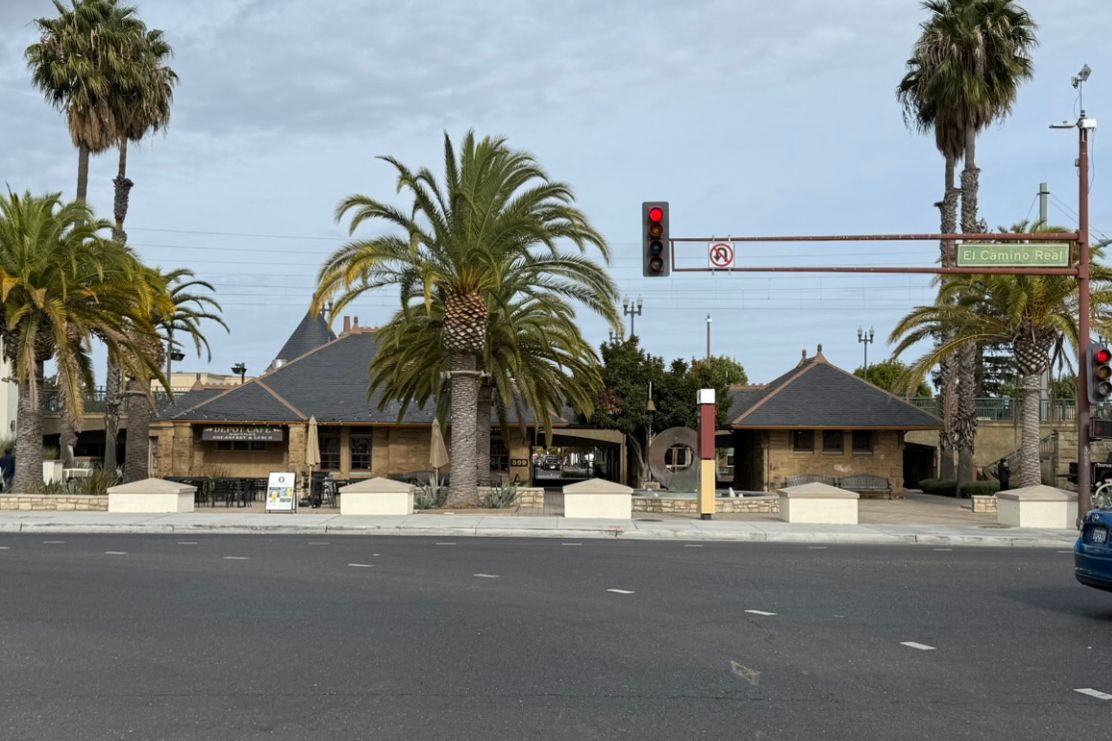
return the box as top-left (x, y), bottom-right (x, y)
top-left (314, 132), bottom-right (618, 506)
top-left (122, 269), bottom-right (226, 482)
top-left (0, 191), bottom-right (163, 493)
top-left (25, 0), bottom-right (148, 203)
top-left (897, 0), bottom-right (1038, 483)
top-left (891, 243), bottom-right (1112, 488)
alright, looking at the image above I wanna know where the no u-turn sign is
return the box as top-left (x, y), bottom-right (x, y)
top-left (708, 242), bottom-right (735, 269)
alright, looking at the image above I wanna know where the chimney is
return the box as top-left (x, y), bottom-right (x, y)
top-left (353, 316), bottom-right (359, 328)
top-left (342, 316), bottom-right (351, 334)
top-left (817, 344), bottom-right (823, 354)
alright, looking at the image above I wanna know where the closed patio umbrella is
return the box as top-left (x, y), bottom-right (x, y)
top-left (430, 417), bottom-right (449, 484)
top-left (305, 416), bottom-right (321, 504)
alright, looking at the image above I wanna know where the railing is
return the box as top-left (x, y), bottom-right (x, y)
top-left (908, 397), bottom-right (1089, 424)
top-left (40, 386), bottom-right (196, 417)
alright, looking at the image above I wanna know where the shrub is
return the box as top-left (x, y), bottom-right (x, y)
top-left (414, 476), bottom-right (448, 510)
top-left (961, 480), bottom-right (999, 497)
top-left (485, 484), bottom-right (518, 509)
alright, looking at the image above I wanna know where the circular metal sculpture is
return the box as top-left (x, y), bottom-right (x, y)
top-left (648, 426), bottom-right (699, 491)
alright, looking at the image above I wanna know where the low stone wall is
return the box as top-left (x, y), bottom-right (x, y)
top-left (634, 496), bottom-right (780, 514)
top-left (0, 495), bottom-right (108, 512)
top-left (971, 495), bottom-right (997, 514)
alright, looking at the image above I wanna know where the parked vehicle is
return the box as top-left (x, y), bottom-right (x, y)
top-left (1075, 505), bottom-right (1112, 593)
top-left (541, 455), bottom-right (562, 471)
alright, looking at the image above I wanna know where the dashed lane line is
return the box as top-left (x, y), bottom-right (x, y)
top-left (561, 543), bottom-right (582, 547)
top-left (0, 546), bottom-right (9, 550)
top-left (435, 542), bottom-right (457, 546)
top-left (807, 546), bottom-right (828, 550)
top-left (607, 589), bottom-right (635, 595)
top-left (1074, 688), bottom-right (1112, 701)
top-left (177, 541), bottom-right (198, 545)
top-left (901, 642), bottom-right (936, 651)
top-left (104, 551), bottom-right (127, 556)
top-left (745, 610), bottom-right (777, 616)
top-left (932, 548), bottom-right (953, 552)
top-left (307, 542), bottom-right (330, 546)
top-left (222, 556), bottom-right (249, 561)
top-left (473, 573), bottom-right (501, 579)
top-left (347, 563), bottom-right (374, 568)
top-left (42, 540), bottom-right (65, 544)
top-left (684, 544), bottom-right (704, 548)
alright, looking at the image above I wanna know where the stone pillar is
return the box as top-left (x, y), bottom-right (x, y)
top-left (562, 478), bottom-right (633, 519)
top-left (287, 423), bottom-right (307, 483)
top-left (339, 476), bottom-right (414, 515)
top-left (777, 482), bottom-right (859, 524)
top-left (171, 423), bottom-right (193, 477)
top-left (108, 478), bottom-right (195, 513)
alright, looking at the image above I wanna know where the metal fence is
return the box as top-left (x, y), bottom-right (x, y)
top-left (41, 387), bottom-right (195, 417)
top-left (908, 397), bottom-right (1087, 423)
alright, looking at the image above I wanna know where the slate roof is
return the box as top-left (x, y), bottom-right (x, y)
top-left (728, 352), bottom-right (941, 430)
top-left (156, 388), bottom-right (224, 419)
top-left (270, 310), bottom-right (336, 369)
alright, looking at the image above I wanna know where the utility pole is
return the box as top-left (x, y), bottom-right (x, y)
top-left (705, 314), bottom-right (712, 361)
top-left (1038, 182), bottom-right (1049, 230)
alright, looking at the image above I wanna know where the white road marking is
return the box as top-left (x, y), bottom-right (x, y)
top-left (901, 641), bottom-right (936, 651)
top-left (684, 544), bottom-right (705, 548)
top-left (435, 542), bottom-right (456, 546)
top-left (729, 661), bottom-right (761, 686)
top-left (1075, 688), bottom-right (1112, 701)
top-left (745, 610), bottom-right (777, 616)
top-left (1057, 550), bottom-right (1075, 554)
top-left (307, 541), bottom-right (330, 545)
top-left (473, 573), bottom-right (500, 579)
top-left (561, 543), bottom-right (582, 547)
top-left (607, 588), bottom-right (635, 595)
top-left (223, 556), bottom-right (248, 560)
top-left (0, 546), bottom-right (9, 550)
top-left (42, 540), bottom-right (65, 544)
top-left (372, 553), bottom-right (380, 556)
top-left (104, 551), bottom-right (127, 555)
top-left (347, 563), bottom-right (374, 568)
top-left (807, 546), bottom-right (828, 550)
top-left (177, 541), bottom-right (198, 545)
top-left (932, 548), bottom-right (953, 552)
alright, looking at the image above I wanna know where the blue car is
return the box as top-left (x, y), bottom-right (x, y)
top-left (1075, 509), bottom-right (1112, 592)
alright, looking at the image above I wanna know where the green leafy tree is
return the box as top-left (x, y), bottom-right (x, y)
top-left (590, 338), bottom-right (665, 484)
top-left (855, 360), bottom-right (931, 397)
top-left (314, 132), bottom-right (618, 506)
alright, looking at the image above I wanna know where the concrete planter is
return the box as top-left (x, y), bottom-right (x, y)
top-left (777, 482), bottom-right (859, 524)
top-left (42, 460), bottom-right (63, 485)
top-left (108, 478), bottom-right (195, 513)
top-left (562, 478), bottom-right (632, 519)
top-left (996, 485), bottom-right (1077, 529)
top-left (340, 477), bottom-right (414, 515)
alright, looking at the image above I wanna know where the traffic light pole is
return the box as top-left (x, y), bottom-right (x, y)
top-left (1077, 118), bottom-right (1093, 522)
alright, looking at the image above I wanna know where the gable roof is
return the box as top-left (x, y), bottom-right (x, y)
top-left (270, 310), bottom-right (336, 370)
top-left (729, 352), bottom-right (940, 430)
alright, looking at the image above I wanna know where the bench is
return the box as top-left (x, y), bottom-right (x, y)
top-left (838, 474), bottom-right (893, 499)
top-left (783, 474), bottom-right (837, 488)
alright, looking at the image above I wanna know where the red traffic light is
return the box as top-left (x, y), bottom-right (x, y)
top-left (1096, 348), bottom-right (1112, 364)
top-left (648, 207), bottom-right (663, 223)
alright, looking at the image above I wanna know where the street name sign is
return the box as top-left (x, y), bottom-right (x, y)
top-left (956, 242), bottom-right (1070, 267)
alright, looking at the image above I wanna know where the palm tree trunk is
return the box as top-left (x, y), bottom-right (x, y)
top-left (956, 131), bottom-right (981, 486)
top-left (476, 381), bottom-right (492, 487)
top-left (103, 360), bottom-right (122, 471)
top-left (446, 354), bottom-right (481, 507)
top-left (13, 379), bottom-right (44, 494)
top-left (1018, 372), bottom-right (1041, 488)
top-left (937, 153), bottom-right (960, 480)
top-left (112, 137), bottom-right (134, 244)
top-left (122, 380), bottom-right (152, 482)
top-left (59, 412), bottom-right (78, 469)
top-left (76, 142), bottom-right (90, 204)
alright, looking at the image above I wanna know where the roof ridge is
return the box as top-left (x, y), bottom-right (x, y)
top-left (254, 378), bottom-right (307, 421)
top-left (259, 330), bottom-right (362, 382)
top-left (167, 383), bottom-right (244, 420)
top-left (731, 362), bottom-right (817, 425)
top-left (823, 361), bottom-right (942, 420)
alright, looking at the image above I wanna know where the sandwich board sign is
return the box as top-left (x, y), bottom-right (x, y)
top-left (265, 471), bottom-right (297, 513)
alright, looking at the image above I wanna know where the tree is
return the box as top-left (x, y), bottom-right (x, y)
top-left (891, 247), bottom-right (1112, 488)
top-left (314, 132), bottom-right (618, 506)
top-left (854, 360), bottom-right (932, 397)
top-left (0, 192), bottom-right (162, 492)
top-left (122, 269), bottom-right (225, 482)
top-left (897, 0), bottom-right (1038, 485)
top-left (25, 0), bottom-right (148, 203)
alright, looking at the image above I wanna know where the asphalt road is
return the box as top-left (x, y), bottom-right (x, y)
top-left (1, 535), bottom-right (1109, 740)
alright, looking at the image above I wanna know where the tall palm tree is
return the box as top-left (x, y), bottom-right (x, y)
top-left (897, 0), bottom-right (1038, 483)
top-left (891, 244), bottom-right (1112, 488)
top-left (0, 191), bottom-right (162, 493)
top-left (122, 269), bottom-right (225, 482)
top-left (314, 132), bottom-right (618, 506)
top-left (25, 0), bottom-right (148, 203)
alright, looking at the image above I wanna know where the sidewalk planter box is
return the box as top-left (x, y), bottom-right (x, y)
top-left (562, 478), bottom-right (632, 519)
top-left (996, 485), bottom-right (1077, 529)
top-left (108, 478), bottom-right (195, 513)
top-left (340, 477), bottom-right (414, 516)
top-left (777, 482), bottom-right (859, 525)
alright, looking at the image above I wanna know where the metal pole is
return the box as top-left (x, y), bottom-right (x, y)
top-left (1078, 120), bottom-right (1093, 522)
top-left (166, 327), bottom-right (173, 380)
top-left (705, 314), bottom-right (711, 360)
top-left (1038, 182), bottom-right (1049, 230)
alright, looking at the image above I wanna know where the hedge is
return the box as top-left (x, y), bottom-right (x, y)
top-left (919, 478), bottom-right (999, 498)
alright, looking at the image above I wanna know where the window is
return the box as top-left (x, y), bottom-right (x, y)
top-left (215, 440), bottom-right (269, 453)
top-left (791, 430), bottom-right (814, 452)
top-left (665, 445), bottom-right (694, 471)
top-left (852, 431), bottom-right (873, 453)
top-left (320, 430), bottom-right (341, 470)
top-left (490, 434), bottom-right (509, 473)
top-left (351, 431), bottom-right (373, 470)
top-left (822, 430), bottom-right (844, 453)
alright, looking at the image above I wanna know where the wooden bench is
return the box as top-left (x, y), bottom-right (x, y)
top-left (783, 474), bottom-right (837, 488)
top-left (838, 474), bottom-right (893, 499)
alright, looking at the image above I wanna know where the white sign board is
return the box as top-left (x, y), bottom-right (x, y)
top-left (265, 471), bottom-right (297, 513)
top-left (708, 242), bottom-right (735, 269)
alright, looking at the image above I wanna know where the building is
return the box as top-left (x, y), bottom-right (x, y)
top-left (726, 347), bottom-right (941, 494)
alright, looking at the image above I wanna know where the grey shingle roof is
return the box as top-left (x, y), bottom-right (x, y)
top-left (270, 310), bottom-right (336, 369)
top-left (729, 354), bottom-right (941, 429)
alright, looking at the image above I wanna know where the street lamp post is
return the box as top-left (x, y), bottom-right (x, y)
top-left (231, 362), bottom-right (247, 385)
top-left (706, 314), bottom-right (712, 361)
top-left (623, 296), bottom-right (643, 339)
top-left (857, 326), bottom-right (875, 377)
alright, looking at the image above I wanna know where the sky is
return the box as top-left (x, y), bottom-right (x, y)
top-left (2, 0), bottom-right (1111, 387)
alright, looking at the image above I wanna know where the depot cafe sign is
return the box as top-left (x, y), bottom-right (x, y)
top-left (200, 426), bottom-right (285, 443)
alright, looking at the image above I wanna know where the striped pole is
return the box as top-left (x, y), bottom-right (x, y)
top-left (698, 389), bottom-right (716, 520)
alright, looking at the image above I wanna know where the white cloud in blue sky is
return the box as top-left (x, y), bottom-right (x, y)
top-left (2, 0), bottom-right (1110, 383)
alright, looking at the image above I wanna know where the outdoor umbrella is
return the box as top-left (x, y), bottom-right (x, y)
top-left (305, 416), bottom-right (321, 504)
top-left (430, 417), bottom-right (450, 484)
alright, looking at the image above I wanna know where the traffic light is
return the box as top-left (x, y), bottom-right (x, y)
top-left (642, 201), bottom-right (670, 277)
top-left (1089, 344), bottom-right (1112, 404)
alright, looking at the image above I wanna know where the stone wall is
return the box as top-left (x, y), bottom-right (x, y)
top-left (971, 495), bottom-right (997, 514)
top-left (0, 495), bottom-right (108, 512)
top-left (634, 495), bottom-right (779, 514)
top-left (764, 430), bottom-right (904, 494)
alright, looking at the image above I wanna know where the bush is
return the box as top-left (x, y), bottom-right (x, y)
top-left (414, 477), bottom-right (448, 510)
top-left (484, 484), bottom-right (518, 509)
top-left (41, 468), bottom-right (120, 497)
top-left (961, 480), bottom-right (999, 497)
top-left (918, 478), bottom-right (999, 498)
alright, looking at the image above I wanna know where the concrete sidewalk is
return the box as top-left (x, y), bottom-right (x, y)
top-left (0, 510), bottom-right (1079, 549)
